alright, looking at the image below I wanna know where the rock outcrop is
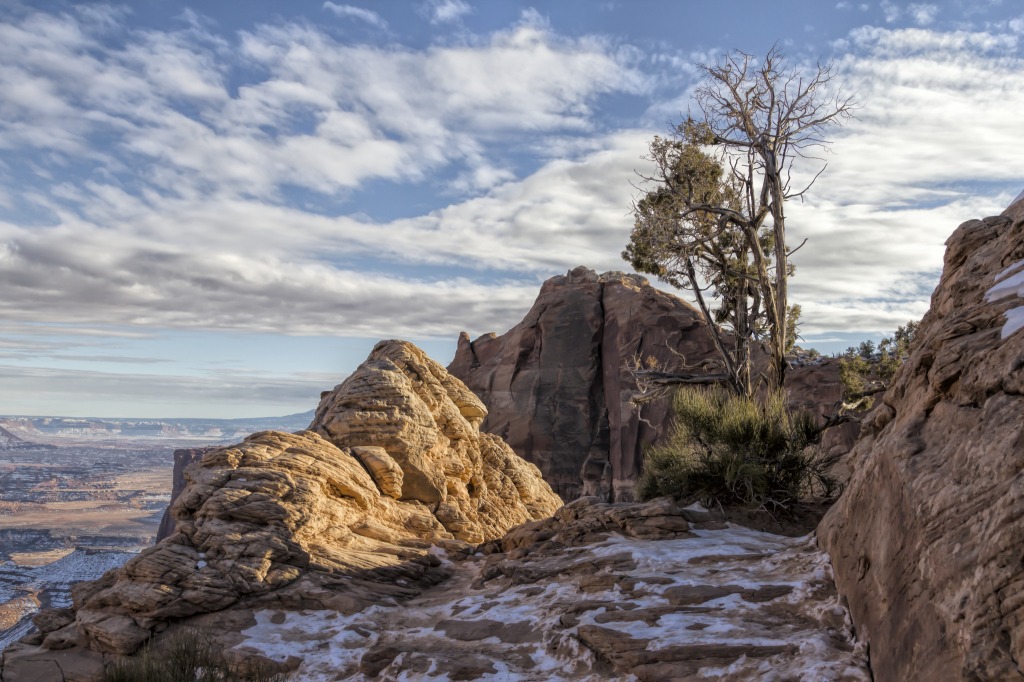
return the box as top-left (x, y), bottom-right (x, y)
top-left (819, 197), bottom-right (1024, 681)
top-left (155, 446), bottom-right (218, 542)
top-left (0, 425), bottom-right (54, 451)
top-left (2, 340), bottom-right (560, 675)
top-left (308, 340), bottom-right (561, 543)
top-left (450, 266), bottom-right (855, 503)
top-left (449, 267), bottom-right (721, 503)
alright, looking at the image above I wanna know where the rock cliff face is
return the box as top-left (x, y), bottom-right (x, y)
top-left (819, 198), bottom-right (1024, 681)
top-left (155, 447), bottom-right (218, 542)
top-left (449, 267), bottom-right (720, 503)
top-left (2, 340), bottom-right (560, 674)
top-left (450, 266), bottom-right (854, 503)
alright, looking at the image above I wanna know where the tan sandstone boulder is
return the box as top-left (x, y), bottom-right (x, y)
top-left (819, 197), bottom-right (1024, 681)
top-left (17, 340), bottom-right (560, 661)
top-left (310, 339), bottom-right (562, 542)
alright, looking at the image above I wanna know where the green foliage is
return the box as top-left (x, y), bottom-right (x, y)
top-left (838, 321), bottom-right (920, 408)
top-left (638, 387), bottom-right (838, 509)
top-left (838, 352), bottom-right (872, 404)
top-left (104, 627), bottom-right (285, 682)
top-left (786, 304), bottom-right (802, 353)
top-left (623, 120), bottom-right (782, 397)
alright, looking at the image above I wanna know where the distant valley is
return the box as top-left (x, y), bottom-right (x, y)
top-left (0, 409), bottom-right (318, 651)
top-left (0, 410), bottom-right (316, 447)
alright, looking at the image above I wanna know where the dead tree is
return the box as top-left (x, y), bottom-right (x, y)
top-left (624, 46), bottom-right (855, 398)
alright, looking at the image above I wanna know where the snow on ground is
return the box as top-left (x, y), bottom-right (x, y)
top-left (0, 549), bottom-right (137, 651)
top-left (236, 526), bottom-right (869, 681)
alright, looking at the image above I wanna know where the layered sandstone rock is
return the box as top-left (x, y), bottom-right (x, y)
top-left (819, 198), bottom-right (1024, 681)
top-left (309, 339), bottom-right (562, 542)
top-left (450, 266), bottom-right (855, 502)
top-left (4, 340), bottom-right (560, 672)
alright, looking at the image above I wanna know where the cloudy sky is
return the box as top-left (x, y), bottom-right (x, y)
top-left (1, 0), bottom-right (1022, 418)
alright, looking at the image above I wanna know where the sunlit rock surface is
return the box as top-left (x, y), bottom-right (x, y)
top-left (1, 340), bottom-right (561, 677)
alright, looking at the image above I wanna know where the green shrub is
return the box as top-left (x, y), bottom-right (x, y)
top-left (638, 386), bottom-right (838, 509)
top-left (839, 320), bottom-right (920, 409)
top-left (104, 627), bottom-right (285, 682)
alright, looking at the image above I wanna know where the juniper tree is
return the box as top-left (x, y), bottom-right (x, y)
top-left (625, 46), bottom-right (855, 397)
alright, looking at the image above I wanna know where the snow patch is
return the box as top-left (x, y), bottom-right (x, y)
top-left (985, 258), bottom-right (1024, 339)
top-left (1001, 307), bottom-right (1024, 339)
top-left (994, 259), bottom-right (1024, 284)
top-left (235, 527), bottom-right (868, 680)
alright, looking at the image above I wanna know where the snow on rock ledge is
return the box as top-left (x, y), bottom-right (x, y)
top-left (235, 497), bottom-right (869, 681)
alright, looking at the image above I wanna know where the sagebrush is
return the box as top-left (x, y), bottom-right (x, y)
top-left (103, 627), bottom-right (284, 682)
top-left (638, 386), bottom-right (838, 509)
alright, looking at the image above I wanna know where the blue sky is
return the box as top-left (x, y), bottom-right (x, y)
top-left (1, 0), bottom-right (1023, 418)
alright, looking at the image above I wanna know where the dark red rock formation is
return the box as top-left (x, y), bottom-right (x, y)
top-left (450, 267), bottom-right (858, 503)
top-left (819, 198), bottom-right (1024, 681)
top-left (155, 446), bottom-right (220, 542)
top-left (785, 358), bottom-right (861, 476)
top-left (449, 267), bottom-right (720, 502)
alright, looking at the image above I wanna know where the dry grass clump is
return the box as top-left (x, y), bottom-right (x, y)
top-left (104, 627), bottom-right (285, 682)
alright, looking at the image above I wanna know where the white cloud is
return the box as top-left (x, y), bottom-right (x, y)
top-left (322, 3), bottom-right (388, 29)
top-left (778, 24), bottom-right (1024, 332)
top-left (881, 0), bottom-right (901, 22)
top-left (0, 7), bottom-right (648, 212)
top-left (0, 362), bottom-right (334, 418)
top-left (1, 6), bottom-right (1023, 353)
top-left (424, 0), bottom-right (472, 25)
top-left (908, 3), bottom-right (939, 26)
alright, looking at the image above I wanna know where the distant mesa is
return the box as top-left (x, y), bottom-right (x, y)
top-left (0, 412), bottom-right (316, 443)
top-left (0, 425), bottom-right (55, 450)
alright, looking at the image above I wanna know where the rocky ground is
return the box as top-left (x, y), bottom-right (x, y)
top-left (8, 182), bottom-right (1023, 682)
top-left (236, 498), bottom-right (869, 681)
top-left (0, 341), bottom-right (870, 681)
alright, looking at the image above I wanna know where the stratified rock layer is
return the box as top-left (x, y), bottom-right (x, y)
top-left (819, 199), bottom-right (1024, 681)
top-left (450, 266), bottom-right (854, 502)
top-left (309, 340), bottom-right (562, 543)
top-left (8, 340), bottom-right (560, 666)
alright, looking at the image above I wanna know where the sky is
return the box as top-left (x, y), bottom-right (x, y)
top-left (1, 0), bottom-right (1023, 418)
